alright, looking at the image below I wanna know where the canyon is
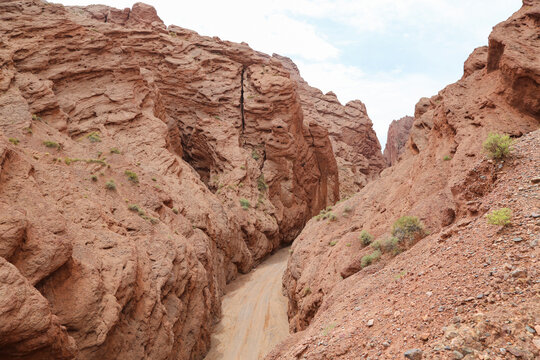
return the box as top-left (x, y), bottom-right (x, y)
top-left (0, 1), bottom-right (539, 360)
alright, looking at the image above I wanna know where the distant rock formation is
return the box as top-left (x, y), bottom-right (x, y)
top-left (383, 116), bottom-right (414, 166)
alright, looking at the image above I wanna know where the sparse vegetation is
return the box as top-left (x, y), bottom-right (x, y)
top-left (443, 155), bottom-right (452, 161)
top-left (303, 287), bottom-right (311, 296)
top-left (239, 198), bottom-right (250, 210)
top-left (314, 206), bottom-right (337, 221)
top-left (391, 215), bottom-right (425, 247)
top-left (486, 208), bottom-right (512, 227)
top-left (251, 149), bottom-right (260, 160)
top-left (483, 132), bottom-right (512, 159)
top-left (110, 148), bottom-right (121, 154)
top-left (372, 237), bottom-right (401, 255)
top-left (32, 114), bottom-right (41, 121)
top-left (87, 132), bottom-right (101, 143)
top-left (361, 250), bottom-right (381, 268)
top-left (152, 177), bottom-right (157, 182)
top-left (90, 175), bottom-right (98, 181)
top-left (8, 138), bottom-right (19, 145)
top-left (43, 140), bottom-right (60, 149)
top-left (172, 208), bottom-right (179, 214)
top-left (257, 174), bottom-right (268, 192)
top-left (128, 204), bottom-right (144, 215)
top-left (343, 206), bottom-right (352, 215)
top-left (359, 230), bottom-right (373, 246)
top-left (105, 180), bottom-right (116, 190)
top-left (329, 240), bottom-right (337, 246)
top-left (124, 170), bottom-right (139, 183)
top-left (23, 127), bottom-right (33, 134)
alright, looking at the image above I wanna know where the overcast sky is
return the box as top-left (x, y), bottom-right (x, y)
top-left (55, 0), bottom-right (521, 146)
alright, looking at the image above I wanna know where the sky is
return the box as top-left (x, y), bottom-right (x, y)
top-left (55, 0), bottom-right (521, 146)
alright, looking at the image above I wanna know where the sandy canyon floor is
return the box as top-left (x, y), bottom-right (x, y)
top-left (204, 248), bottom-right (290, 360)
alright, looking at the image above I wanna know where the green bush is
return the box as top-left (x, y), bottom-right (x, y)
top-left (251, 149), bottom-right (260, 160)
top-left (124, 170), bottom-right (139, 183)
top-left (361, 250), bottom-right (381, 268)
top-left (105, 180), bottom-right (116, 190)
top-left (486, 208), bottom-right (512, 226)
top-left (391, 216), bottom-right (425, 246)
top-left (43, 140), bottom-right (60, 149)
top-left (172, 208), bottom-right (179, 214)
top-left (128, 204), bottom-right (145, 215)
top-left (443, 155), bottom-right (451, 161)
top-left (239, 198), bottom-right (250, 210)
top-left (329, 240), bottom-right (337, 246)
top-left (87, 132), bottom-right (101, 143)
top-left (8, 138), bottom-right (19, 145)
top-left (483, 133), bottom-right (512, 159)
top-left (90, 175), bottom-right (98, 182)
top-left (378, 237), bottom-right (401, 255)
top-left (257, 174), bottom-right (268, 192)
top-left (359, 230), bottom-right (373, 246)
top-left (110, 148), bottom-right (121, 154)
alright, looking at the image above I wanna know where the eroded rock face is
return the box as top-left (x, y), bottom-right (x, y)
top-left (0, 1), bottom-right (351, 359)
top-left (383, 116), bottom-right (414, 166)
top-left (277, 0), bottom-right (539, 344)
top-left (276, 55), bottom-right (385, 197)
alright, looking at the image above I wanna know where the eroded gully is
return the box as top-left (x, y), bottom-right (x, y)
top-left (204, 247), bottom-right (290, 360)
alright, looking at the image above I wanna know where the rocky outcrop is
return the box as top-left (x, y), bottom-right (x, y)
top-left (0, 1), bottom-right (348, 359)
top-left (274, 2), bottom-right (539, 357)
top-left (383, 116), bottom-right (414, 166)
top-left (276, 55), bottom-right (386, 197)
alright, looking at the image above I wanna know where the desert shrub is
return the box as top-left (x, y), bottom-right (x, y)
top-left (443, 155), bottom-right (451, 161)
top-left (328, 213), bottom-right (337, 221)
top-left (251, 149), bottom-right (260, 160)
top-left (391, 216), bottom-right (425, 246)
top-left (43, 140), bottom-right (59, 149)
top-left (377, 237), bottom-right (401, 255)
top-left (23, 127), bottom-right (33, 134)
top-left (361, 250), bottom-right (381, 268)
top-left (124, 170), bottom-right (139, 183)
top-left (239, 198), bottom-right (250, 210)
top-left (110, 148), bottom-right (121, 154)
top-left (483, 133), bottom-right (512, 159)
top-left (32, 114), bottom-right (41, 121)
top-left (329, 240), bottom-right (337, 246)
top-left (359, 230), bottom-right (373, 246)
top-left (343, 206), bottom-right (352, 215)
top-left (87, 132), bottom-right (101, 143)
top-left (105, 180), bottom-right (116, 190)
top-left (90, 175), bottom-right (98, 181)
top-left (486, 208), bottom-right (512, 226)
top-left (8, 138), bottom-right (19, 145)
top-left (257, 174), bottom-right (268, 192)
top-left (172, 208), bottom-right (179, 214)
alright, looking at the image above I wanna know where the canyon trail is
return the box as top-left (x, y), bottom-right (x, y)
top-left (204, 248), bottom-right (290, 360)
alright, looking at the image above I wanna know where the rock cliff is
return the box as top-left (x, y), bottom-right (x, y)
top-left (273, 1), bottom-right (539, 358)
top-left (383, 116), bottom-right (414, 166)
top-left (0, 1), bottom-right (384, 359)
top-left (276, 55), bottom-right (386, 197)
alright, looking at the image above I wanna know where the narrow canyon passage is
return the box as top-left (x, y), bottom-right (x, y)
top-left (204, 248), bottom-right (290, 360)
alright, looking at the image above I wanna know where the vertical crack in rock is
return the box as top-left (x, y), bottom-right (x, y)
top-left (240, 66), bottom-right (246, 134)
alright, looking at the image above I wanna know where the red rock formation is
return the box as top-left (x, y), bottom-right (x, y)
top-left (0, 1), bottom-right (354, 359)
top-left (276, 55), bottom-right (386, 197)
top-left (274, 2), bottom-right (539, 357)
top-left (383, 116), bottom-right (414, 166)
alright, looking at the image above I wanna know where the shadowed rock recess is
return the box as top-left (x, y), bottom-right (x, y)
top-left (0, 1), bottom-right (384, 360)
